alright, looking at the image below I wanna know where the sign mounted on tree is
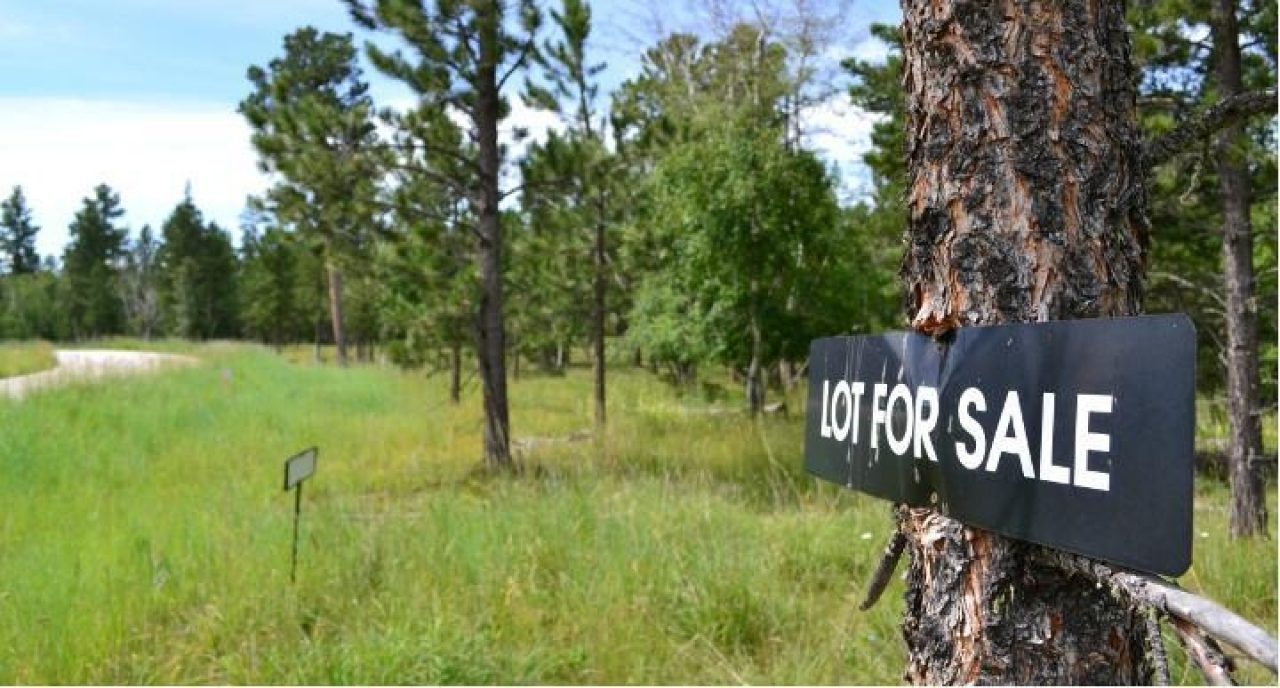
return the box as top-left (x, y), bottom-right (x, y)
top-left (804, 314), bottom-right (1195, 576)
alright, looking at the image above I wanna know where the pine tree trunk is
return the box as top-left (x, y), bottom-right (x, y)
top-left (898, 0), bottom-right (1152, 682)
top-left (313, 315), bottom-right (322, 364)
top-left (1212, 0), bottom-right (1267, 538)
top-left (450, 340), bottom-right (462, 405)
top-left (325, 259), bottom-right (348, 368)
top-left (592, 209), bottom-right (607, 430)
top-left (474, 0), bottom-right (511, 470)
top-left (745, 315), bottom-right (764, 415)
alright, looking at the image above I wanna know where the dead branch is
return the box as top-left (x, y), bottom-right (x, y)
top-left (859, 530), bottom-right (906, 611)
top-left (1146, 609), bottom-right (1171, 686)
top-left (1035, 549), bottom-right (1277, 674)
top-left (1144, 89), bottom-right (1277, 169)
top-left (1170, 616), bottom-right (1236, 686)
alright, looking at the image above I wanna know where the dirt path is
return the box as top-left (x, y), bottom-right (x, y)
top-left (0, 349), bottom-right (199, 400)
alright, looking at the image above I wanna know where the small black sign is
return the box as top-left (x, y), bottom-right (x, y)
top-left (282, 446), bottom-right (318, 584)
top-left (284, 447), bottom-right (317, 490)
top-left (804, 314), bottom-right (1195, 576)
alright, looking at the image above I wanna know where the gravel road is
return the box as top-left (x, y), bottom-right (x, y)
top-left (0, 349), bottom-right (198, 400)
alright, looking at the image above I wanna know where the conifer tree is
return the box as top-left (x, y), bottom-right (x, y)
top-left (240, 27), bottom-right (381, 367)
top-left (346, 0), bottom-right (542, 469)
top-left (0, 186), bottom-right (41, 275)
top-left (63, 184), bottom-right (128, 339)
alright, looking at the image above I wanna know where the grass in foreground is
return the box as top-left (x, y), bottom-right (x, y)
top-left (0, 340), bottom-right (56, 378)
top-left (0, 343), bottom-right (1273, 684)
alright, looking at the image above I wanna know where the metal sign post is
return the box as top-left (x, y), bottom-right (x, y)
top-left (283, 447), bottom-right (318, 584)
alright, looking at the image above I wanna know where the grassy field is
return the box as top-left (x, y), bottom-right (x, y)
top-left (0, 342), bottom-right (1273, 683)
top-left (0, 340), bottom-right (56, 378)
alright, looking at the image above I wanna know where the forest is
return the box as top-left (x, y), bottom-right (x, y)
top-left (0, 2), bottom-right (1271, 426)
top-left (0, 0), bottom-right (1275, 682)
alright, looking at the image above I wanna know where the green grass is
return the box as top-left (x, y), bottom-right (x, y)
top-left (1197, 396), bottom-right (1279, 454)
top-left (0, 342), bottom-right (1272, 683)
top-left (0, 340), bottom-right (56, 378)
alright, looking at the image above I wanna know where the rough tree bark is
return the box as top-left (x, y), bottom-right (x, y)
top-left (474, 1), bottom-right (512, 470)
top-left (898, 0), bottom-right (1153, 682)
top-left (1212, 0), bottom-right (1267, 538)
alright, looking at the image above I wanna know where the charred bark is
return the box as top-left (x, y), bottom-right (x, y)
top-left (898, 0), bottom-right (1152, 682)
top-left (1212, 0), bottom-right (1267, 538)
top-left (473, 0), bottom-right (511, 470)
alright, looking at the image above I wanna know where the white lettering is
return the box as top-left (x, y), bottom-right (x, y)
top-left (885, 384), bottom-right (912, 455)
top-left (986, 391), bottom-right (1036, 479)
top-left (820, 380), bottom-right (832, 438)
top-left (955, 388), bottom-right (987, 470)
top-left (831, 380), bottom-right (853, 441)
top-left (1074, 394), bottom-right (1113, 491)
top-left (1038, 393), bottom-right (1070, 484)
top-left (913, 386), bottom-right (939, 461)
top-left (870, 383), bottom-right (888, 449)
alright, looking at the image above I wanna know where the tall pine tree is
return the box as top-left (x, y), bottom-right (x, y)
top-left (63, 184), bottom-right (128, 339)
top-left (347, 0), bottom-right (542, 469)
top-left (240, 27), bottom-right (381, 367)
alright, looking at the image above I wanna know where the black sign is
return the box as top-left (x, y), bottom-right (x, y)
top-left (804, 314), bottom-right (1195, 576)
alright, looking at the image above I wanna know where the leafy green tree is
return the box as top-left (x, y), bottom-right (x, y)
top-left (642, 123), bottom-right (847, 413)
top-left (240, 221), bottom-right (303, 348)
top-left (240, 27), bottom-right (381, 367)
top-left (614, 26), bottom-right (859, 411)
top-left (347, 0), bottom-right (542, 469)
top-left (0, 271), bottom-right (67, 340)
top-left (0, 186), bottom-right (41, 275)
top-left (63, 184), bottom-right (128, 339)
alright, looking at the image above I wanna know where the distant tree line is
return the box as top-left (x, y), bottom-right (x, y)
top-left (2, 0), bottom-right (1272, 493)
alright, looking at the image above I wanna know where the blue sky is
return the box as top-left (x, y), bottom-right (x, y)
top-left (0, 0), bottom-right (900, 258)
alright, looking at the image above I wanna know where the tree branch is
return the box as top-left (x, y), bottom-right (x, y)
top-left (388, 161), bottom-right (469, 198)
top-left (391, 139), bottom-right (482, 176)
top-left (1148, 270), bottom-right (1227, 308)
top-left (859, 529), bottom-right (906, 611)
top-left (1035, 549), bottom-right (1278, 674)
top-left (1170, 617), bottom-right (1236, 686)
top-left (497, 37), bottom-right (537, 92)
top-left (1146, 610), bottom-right (1171, 686)
top-left (1144, 89), bottom-right (1278, 169)
top-left (497, 173), bottom-right (576, 203)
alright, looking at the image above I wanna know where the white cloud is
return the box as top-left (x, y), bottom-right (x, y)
top-left (0, 97), bottom-right (263, 258)
top-left (800, 98), bottom-right (885, 203)
top-left (0, 94), bottom-right (568, 259)
top-left (850, 35), bottom-right (893, 65)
